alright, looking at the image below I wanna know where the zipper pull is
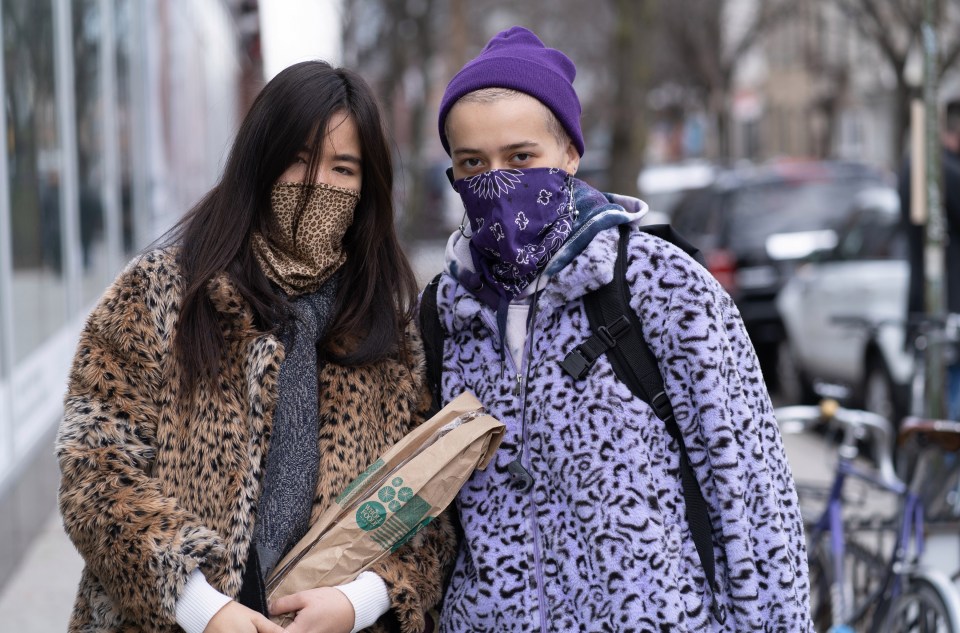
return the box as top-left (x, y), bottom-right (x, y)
top-left (513, 373), bottom-right (522, 396)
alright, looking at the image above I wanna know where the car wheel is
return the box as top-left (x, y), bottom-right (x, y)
top-left (775, 340), bottom-right (816, 404)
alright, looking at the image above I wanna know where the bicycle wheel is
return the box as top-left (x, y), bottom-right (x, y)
top-left (843, 532), bottom-right (891, 627)
top-left (882, 577), bottom-right (959, 632)
top-left (806, 528), bottom-right (892, 628)
top-left (807, 542), bottom-right (833, 631)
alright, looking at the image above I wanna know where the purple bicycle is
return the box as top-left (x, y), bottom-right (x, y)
top-left (776, 400), bottom-right (960, 632)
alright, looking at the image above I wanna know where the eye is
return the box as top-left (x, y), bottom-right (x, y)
top-left (293, 155), bottom-right (308, 166)
top-left (460, 157), bottom-right (483, 170)
top-left (512, 152), bottom-right (532, 163)
top-left (333, 165), bottom-right (356, 176)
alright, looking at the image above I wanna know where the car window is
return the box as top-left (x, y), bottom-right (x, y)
top-left (726, 178), bottom-right (876, 252)
top-left (835, 209), bottom-right (903, 261)
top-left (671, 187), bottom-right (717, 241)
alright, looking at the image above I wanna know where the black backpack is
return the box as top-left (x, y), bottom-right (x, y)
top-left (418, 223), bottom-right (725, 623)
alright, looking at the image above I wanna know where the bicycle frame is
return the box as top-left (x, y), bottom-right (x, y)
top-left (807, 454), bottom-right (917, 628)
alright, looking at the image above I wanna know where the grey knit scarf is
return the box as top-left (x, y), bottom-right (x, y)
top-left (254, 273), bottom-right (339, 579)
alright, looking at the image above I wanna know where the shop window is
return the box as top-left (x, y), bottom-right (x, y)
top-left (3, 0), bottom-right (67, 362)
top-left (114, 0), bottom-right (135, 255)
top-left (73, 0), bottom-right (112, 302)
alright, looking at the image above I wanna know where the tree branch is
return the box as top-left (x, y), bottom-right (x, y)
top-left (884, 0), bottom-right (923, 36)
top-left (663, 0), bottom-right (723, 91)
top-left (940, 34), bottom-right (960, 79)
top-left (833, 0), bottom-right (910, 70)
top-left (728, 0), bottom-right (795, 65)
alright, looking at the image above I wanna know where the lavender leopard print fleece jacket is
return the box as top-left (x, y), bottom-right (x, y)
top-left (434, 181), bottom-right (813, 632)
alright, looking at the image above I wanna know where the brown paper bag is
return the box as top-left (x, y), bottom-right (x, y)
top-left (265, 391), bottom-right (504, 624)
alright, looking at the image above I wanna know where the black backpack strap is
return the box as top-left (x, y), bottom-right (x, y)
top-left (419, 274), bottom-right (445, 415)
top-left (636, 223), bottom-right (706, 266)
top-left (562, 223), bottom-right (725, 623)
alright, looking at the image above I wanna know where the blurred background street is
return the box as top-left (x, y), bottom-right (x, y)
top-left (1, 0), bottom-right (959, 626)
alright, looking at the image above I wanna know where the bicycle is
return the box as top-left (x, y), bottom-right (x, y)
top-left (776, 400), bottom-right (960, 632)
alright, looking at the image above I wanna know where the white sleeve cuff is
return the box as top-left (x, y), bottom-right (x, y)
top-left (175, 569), bottom-right (233, 633)
top-left (335, 571), bottom-right (391, 633)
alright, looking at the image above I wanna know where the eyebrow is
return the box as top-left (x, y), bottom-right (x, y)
top-left (332, 153), bottom-right (362, 165)
top-left (452, 141), bottom-right (541, 156)
top-left (298, 146), bottom-right (362, 164)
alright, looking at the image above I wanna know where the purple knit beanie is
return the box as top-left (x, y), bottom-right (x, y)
top-left (438, 26), bottom-right (584, 156)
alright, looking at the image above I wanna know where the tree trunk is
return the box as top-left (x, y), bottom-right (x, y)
top-left (607, 0), bottom-right (652, 194)
top-left (400, 1), bottom-right (436, 241)
top-left (710, 85), bottom-right (732, 162)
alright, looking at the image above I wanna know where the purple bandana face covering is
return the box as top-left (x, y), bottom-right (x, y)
top-left (454, 167), bottom-right (575, 307)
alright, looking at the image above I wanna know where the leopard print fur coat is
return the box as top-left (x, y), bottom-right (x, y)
top-left (56, 249), bottom-right (455, 633)
top-left (435, 182), bottom-right (813, 632)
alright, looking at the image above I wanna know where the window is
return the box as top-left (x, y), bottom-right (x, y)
top-left (671, 188), bottom-right (716, 242)
top-left (115, 0), bottom-right (135, 255)
top-left (73, 0), bottom-right (112, 303)
top-left (837, 210), bottom-right (904, 261)
top-left (3, 0), bottom-right (67, 362)
top-left (727, 178), bottom-right (878, 252)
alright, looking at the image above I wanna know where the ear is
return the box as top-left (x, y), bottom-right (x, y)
top-left (562, 141), bottom-right (580, 175)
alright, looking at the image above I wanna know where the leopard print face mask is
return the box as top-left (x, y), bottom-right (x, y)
top-left (252, 182), bottom-right (359, 295)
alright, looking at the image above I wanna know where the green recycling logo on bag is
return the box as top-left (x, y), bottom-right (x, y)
top-left (356, 476), bottom-right (433, 551)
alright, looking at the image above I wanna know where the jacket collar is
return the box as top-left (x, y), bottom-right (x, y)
top-left (206, 271), bottom-right (265, 339)
top-left (146, 247), bottom-right (269, 340)
top-left (441, 219), bottom-right (623, 335)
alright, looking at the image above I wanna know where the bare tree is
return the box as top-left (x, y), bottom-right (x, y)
top-left (829, 0), bottom-right (960, 161)
top-left (662, 0), bottom-right (795, 160)
top-left (342, 0), bottom-right (441, 239)
top-left (607, 0), bottom-right (655, 193)
top-left (343, 0), bottom-right (668, 223)
top-left (806, 0), bottom-right (852, 158)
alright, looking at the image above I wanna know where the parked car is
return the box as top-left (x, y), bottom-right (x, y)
top-left (637, 160), bottom-right (717, 221)
top-left (776, 186), bottom-right (912, 420)
top-left (669, 160), bottom-right (889, 382)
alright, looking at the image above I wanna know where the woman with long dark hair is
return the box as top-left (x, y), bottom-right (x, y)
top-left (57, 61), bottom-right (455, 633)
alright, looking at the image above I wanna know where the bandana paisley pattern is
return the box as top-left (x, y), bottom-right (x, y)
top-left (455, 167), bottom-right (574, 307)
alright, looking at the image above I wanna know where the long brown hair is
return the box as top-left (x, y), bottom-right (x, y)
top-left (167, 61), bottom-right (417, 391)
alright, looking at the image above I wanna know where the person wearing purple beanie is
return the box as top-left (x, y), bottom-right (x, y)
top-left (424, 26), bottom-right (813, 632)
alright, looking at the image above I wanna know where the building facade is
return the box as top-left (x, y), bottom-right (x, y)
top-left (0, 0), bottom-right (260, 587)
top-left (743, 0), bottom-right (960, 170)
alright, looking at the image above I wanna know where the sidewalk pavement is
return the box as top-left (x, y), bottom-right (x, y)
top-left (0, 508), bottom-right (82, 631)
top-left (409, 238), bottom-right (447, 288)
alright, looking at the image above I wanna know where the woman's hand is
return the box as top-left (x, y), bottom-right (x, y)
top-left (269, 587), bottom-right (356, 633)
top-left (204, 601), bottom-right (285, 633)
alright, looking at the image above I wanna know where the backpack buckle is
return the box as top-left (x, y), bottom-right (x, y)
top-left (595, 324), bottom-right (617, 348)
top-left (650, 390), bottom-right (674, 421)
top-left (560, 349), bottom-right (592, 380)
